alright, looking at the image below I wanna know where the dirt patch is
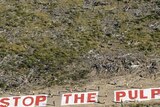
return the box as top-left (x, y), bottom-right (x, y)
top-left (1, 74), bottom-right (160, 107)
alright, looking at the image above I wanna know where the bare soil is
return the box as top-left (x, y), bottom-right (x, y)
top-left (2, 74), bottom-right (160, 107)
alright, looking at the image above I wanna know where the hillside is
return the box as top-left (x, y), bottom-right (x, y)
top-left (0, 0), bottom-right (160, 93)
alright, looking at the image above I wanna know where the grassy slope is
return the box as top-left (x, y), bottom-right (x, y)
top-left (0, 0), bottom-right (159, 88)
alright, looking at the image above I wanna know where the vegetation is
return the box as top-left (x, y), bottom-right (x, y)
top-left (0, 0), bottom-right (159, 90)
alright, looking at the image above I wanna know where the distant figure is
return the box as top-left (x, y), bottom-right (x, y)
top-left (48, 90), bottom-right (51, 95)
top-left (98, 86), bottom-right (100, 91)
top-left (84, 88), bottom-right (87, 92)
top-left (53, 101), bottom-right (55, 106)
top-left (105, 92), bottom-right (108, 97)
top-left (58, 91), bottom-right (60, 95)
